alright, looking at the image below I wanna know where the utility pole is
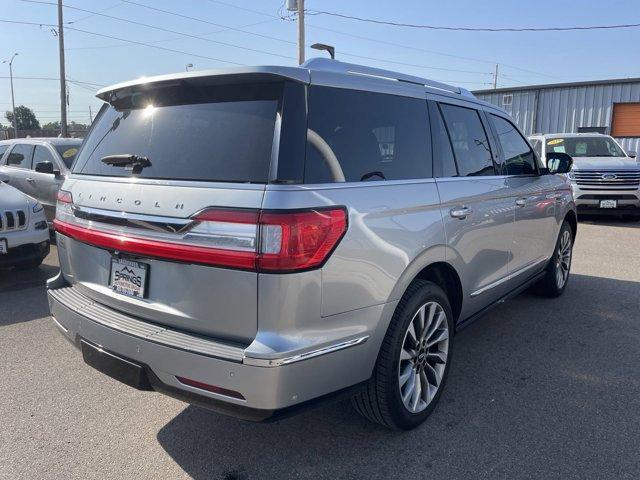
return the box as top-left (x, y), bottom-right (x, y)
top-left (58, 0), bottom-right (68, 137)
top-left (88, 105), bottom-right (93, 124)
top-left (297, 0), bottom-right (305, 64)
top-left (286, 0), bottom-right (305, 64)
top-left (2, 53), bottom-right (18, 139)
top-left (493, 63), bottom-right (499, 90)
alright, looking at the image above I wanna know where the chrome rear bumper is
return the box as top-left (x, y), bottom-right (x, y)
top-left (47, 281), bottom-right (374, 416)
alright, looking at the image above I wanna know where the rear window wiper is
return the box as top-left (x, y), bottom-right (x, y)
top-left (101, 154), bottom-right (152, 174)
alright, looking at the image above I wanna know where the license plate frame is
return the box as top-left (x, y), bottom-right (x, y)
top-left (109, 257), bottom-right (149, 299)
top-left (599, 199), bottom-right (617, 209)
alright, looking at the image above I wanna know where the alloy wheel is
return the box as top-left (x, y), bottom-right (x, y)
top-left (555, 230), bottom-right (572, 289)
top-left (398, 302), bottom-right (449, 414)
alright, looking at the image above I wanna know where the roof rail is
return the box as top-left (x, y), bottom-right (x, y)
top-left (303, 58), bottom-right (475, 98)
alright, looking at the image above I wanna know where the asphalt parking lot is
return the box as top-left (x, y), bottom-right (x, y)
top-left (1, 219), bottom-right (639, 480)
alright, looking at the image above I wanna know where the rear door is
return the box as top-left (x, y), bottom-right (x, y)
top-left (26, 144), bottom-right (63, 221)
top-left (1, 143), bottom-right (34, 194)
top-left (56, 80), bottom-right (289, 344)
top-left (430, 100), bottom-right (514, 319)
top-left (487, 113), bottom-right (557, 279)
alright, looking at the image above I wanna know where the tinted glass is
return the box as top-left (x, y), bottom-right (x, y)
top-left (545, 136), bottom-right (626, 158)
top-left (0, 145), bottom-right (9, 160)
top-left (6, 144), bottom-right (33, 169)
top-left (440, 104), bottom-right (495, 177)
top-left (33, 145), bottom-right (56, 170)
top-left (55, 144), bottom-right (81, 168)
top-left (73, 83), bottom-right (280, 183)
top-left (304, 87), bottom-right (432, 183)
top-left (530, 139), bottom-right (542, 158)
top-left (490, 115), bottom-right (536, 175)
top-left (428, 101), bottom-right (457, 177)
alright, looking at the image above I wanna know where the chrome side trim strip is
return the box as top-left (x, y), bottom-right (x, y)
top-left (470, 257), bottom-right (548, 297)
top-left (51, 315), bottom-right (68, 333)
top-left (243, 336), bottom-right (369, 368)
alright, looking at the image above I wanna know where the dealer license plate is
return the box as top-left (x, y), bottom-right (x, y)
top-left (109, 258), bottom-right (148, 298)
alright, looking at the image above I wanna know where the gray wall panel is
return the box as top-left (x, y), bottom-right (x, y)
top-left (475, 80), bottom-right (640, 152)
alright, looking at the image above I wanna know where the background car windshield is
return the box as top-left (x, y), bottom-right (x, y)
top-left (546, 137), bottom-right (626, 157)
top-left (73, 83), bottom-right (279, 183)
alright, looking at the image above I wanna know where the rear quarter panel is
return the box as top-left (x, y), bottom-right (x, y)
top-left (262, 180), bottom-right (446, 317)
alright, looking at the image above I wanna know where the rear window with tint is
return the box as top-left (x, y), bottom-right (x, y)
top-left (73, 83), bottom-right (280, 183)
top-left (303, 86), bottom-right (432, 183)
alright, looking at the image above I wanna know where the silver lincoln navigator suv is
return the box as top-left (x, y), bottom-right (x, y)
top-left (48, 59), bottom-right (576, 430)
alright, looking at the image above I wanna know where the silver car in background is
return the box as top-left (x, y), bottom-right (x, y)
top-left (0, 138), bottom-right (83, 224)
top-left (529, 133), bottom-right (639, 219)
top-left (47, 59), bottom-right (576, 430)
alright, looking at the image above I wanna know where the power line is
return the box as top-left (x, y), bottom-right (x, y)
top-left (65, 19), bottom-right (278, 50)
top-left (0, 75), bottom-right (105, 86)
top-left (98, 0), bottom-right (492, 76)
top-left (20, 0), bottom-right (295, 60)
top-left (66, 1), bottom-right (124, 25)
top-left (196, 0), bottom-right (559, 80)
top-left (306, 10), bottom-right (640, 32)
top-left (0, 19), bottom-right (246, 66)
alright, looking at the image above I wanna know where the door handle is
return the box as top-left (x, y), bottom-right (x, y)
top-left (515, 197), bottom-right (527, 207)
top-left (26, 177), bottom-right (35, 183)
top-left (450, 207), bottom-right (472, 219)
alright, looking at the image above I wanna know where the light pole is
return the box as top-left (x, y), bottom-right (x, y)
top-left (2, 53), bottom-right (18, 139)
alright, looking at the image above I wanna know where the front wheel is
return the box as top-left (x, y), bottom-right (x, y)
top-left (351, 280), bottom-right (453, 430)
top-left (534, 221), bottom-right (573, 297)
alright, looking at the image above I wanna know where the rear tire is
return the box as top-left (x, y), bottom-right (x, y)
top-left (351, 280), bottom-right (454, 430)
top-left (533, 221), bottom-right (573, 297)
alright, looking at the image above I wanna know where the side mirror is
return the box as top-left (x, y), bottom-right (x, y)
top-left (627, 150), bottom-right (637, 158)
top-left (0, 173), bottom-right (9, 183)
top-left (547, 152), bottom-right (573, 174)
top-left (34, 161), bottom-right (60, 176)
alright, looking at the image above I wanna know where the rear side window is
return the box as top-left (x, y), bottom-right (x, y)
top-left (428, 101), bottom-right (457, 177)
top-left (304, 87), bottom-right (432, 183)
top-left (55, 145), bottom-right (81, 168)
top-left (6, 144), bottom-right (34, 169)
top-left (490, 114), bottom-right (536, 175)
top-left (439, 104), bottom-right (495, 177)
top-left (73, 83), bottom-right (280, 183)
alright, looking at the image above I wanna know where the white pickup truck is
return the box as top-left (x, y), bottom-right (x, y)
top-left (0, 172), bottom-right (50, 269)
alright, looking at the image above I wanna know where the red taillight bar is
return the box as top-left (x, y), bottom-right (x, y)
top-left (53, 219), bottom-right (257, 270)
top-left (54, 206), bottom-right (348, 273)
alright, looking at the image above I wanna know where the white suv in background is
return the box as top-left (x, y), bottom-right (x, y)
top-left (529, 133), bottom-right (640, 219)
top-left (0, 173), bottom-right (50, 269)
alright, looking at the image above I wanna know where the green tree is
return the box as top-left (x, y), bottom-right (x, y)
top-left (5, 105), bottom-right (40, 130)
top-left (42, 121), bottom-right (61, 131)
top-left (69, 121), bottom-right (88, 131)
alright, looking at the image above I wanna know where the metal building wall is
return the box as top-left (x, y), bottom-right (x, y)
top-left (475, 81), bottom-right (640, 153)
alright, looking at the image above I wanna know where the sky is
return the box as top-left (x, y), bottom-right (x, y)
top-left (0, 0), bottom-right (639, 126)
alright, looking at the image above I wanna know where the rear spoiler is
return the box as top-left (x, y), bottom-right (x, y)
top-left (96, 66), bottom-right (310, 103)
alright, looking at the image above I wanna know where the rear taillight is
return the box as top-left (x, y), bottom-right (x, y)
top-left (258, 208), bottom-right (348, 272)
top-left (54, 205), bottom-right (348, 273)
top-left (190, 206), bottom-right (348, 272)
top-left (55, 190), bottom-right (74, 222)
